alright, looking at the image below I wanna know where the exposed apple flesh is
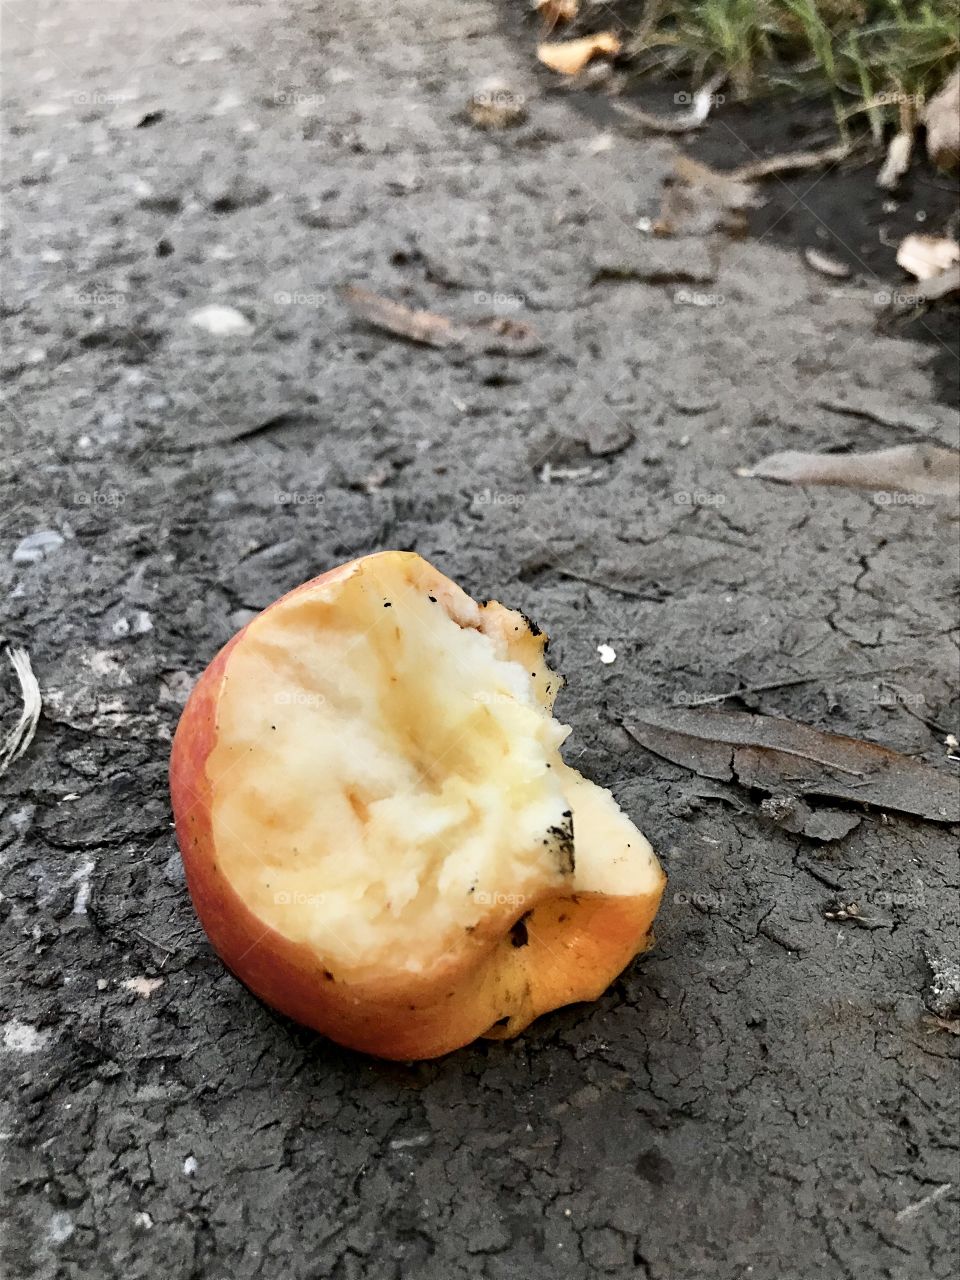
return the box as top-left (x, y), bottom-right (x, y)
top-left (170, 551), bottom-right (665, 1059)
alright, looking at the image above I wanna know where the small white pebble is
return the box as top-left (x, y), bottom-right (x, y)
top-left (597, 644), bottom-right (616, 665)
top-left (123, 977), bottom-right (164, 999)
top-left (2, 1021), bottom-right (51, 1053)
top-left (134, 1211), bottom-right (153, 1230)
top-left (46, 1211), bottom-right (74, 1245)
top-left (188, 304), bottom-right (252, 336)
top-left (634, 217), bottom-right (653, 233)
top-left (183, 1155), bottom-right (198, 1176)
top-left (97, 978), bottom-right (108, 991)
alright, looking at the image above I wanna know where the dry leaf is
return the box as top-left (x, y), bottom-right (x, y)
top-left (654, 155), bottom-right (760, 237)
top-left (896, 233), bottom-right (960, 281)
top-left (535, 0), bottom-right (579, 33)
top-left (737, 444), bottom-right (958, 497)
top-left (537, 32), bottom-right (621, 76)
top-left (339, 286), bottom-right (543, 356)
top-left (802, 247), bottom-right (851, 279)
top-left (924, 68), bottom-right (960, 170)
top-left (622, 707), bottom-right (959, 823)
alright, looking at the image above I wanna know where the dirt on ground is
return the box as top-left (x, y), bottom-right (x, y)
top-left (1, 2), bottom-right (958, 1279)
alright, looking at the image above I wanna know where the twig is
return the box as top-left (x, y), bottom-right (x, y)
top-left (0, 637), bottom-right (41, 777)
top-left (730, 140), bottom-right (859, 182)
top-left (612, 70), bottom-right (727, 134)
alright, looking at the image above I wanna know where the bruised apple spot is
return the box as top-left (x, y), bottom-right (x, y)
top-left (169, 551), bottom-right (666, 1060)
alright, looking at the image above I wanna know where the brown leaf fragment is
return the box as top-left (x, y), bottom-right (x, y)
top-left (622, 707), bottom-right (960, 822)
top-left (654, 155), bottom-right (760, 238)
top-left (339, 286), bottom-right (543, 355)
top-left (737, 444), bottom-right (959, 497)
top-left (924, 68), bottom-right (960, 170)
top-left (537, 32), bottom-right (621, 76)
top-left (760, 796), bottom-right (862, 843)
top-left (535, 0), bottom-right (579, 34)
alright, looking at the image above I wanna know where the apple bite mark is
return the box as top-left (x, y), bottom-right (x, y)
top-left (171, 551), bottom-right (666, 1059)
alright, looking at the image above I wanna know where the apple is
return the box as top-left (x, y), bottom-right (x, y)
top-left (170, 551), bottom-right (665, 1059)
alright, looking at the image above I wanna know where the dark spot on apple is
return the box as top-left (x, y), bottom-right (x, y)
top-left (510, 911), bottom-right (533, 948)
top-left (323, 970), bottom-right (335, 981)
top-left (518, 610), bottom-right (542, 637)
top-left (490, 1015), bottom-right (511, 1029)
top-left (428, 595), bottom-right (437, 602)
top-left (383, 602), bottom-right (392, 607)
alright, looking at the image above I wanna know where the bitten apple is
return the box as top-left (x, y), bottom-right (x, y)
top-left (170, 551), bottom-right (665, 1059)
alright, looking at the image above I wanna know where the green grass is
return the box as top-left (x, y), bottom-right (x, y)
top-left (625, 1), bottom-right (959, 136)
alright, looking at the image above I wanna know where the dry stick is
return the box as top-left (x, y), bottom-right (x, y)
top-left (730, 140), bottom-right (859, 182)
top-left (612, 69), bottom-right (727, 135)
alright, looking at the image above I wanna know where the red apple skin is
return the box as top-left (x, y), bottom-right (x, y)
top-left (170, 559), bottom-right (666, 1060)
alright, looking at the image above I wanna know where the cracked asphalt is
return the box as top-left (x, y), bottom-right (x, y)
top-left (1, 2), bottom-right (958, 1278)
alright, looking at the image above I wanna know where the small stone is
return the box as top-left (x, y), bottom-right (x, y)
top-left (597, 644), bottom-right (616, 665)
top-left (188, 304), bottom-right (253, 336)
top-left (12, 530), bottom-right (64, 564)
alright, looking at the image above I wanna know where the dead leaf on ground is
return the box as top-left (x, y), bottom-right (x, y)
top-left (760, 796), bottom-right (862, 843)
top-left (924, 68), bottom-right (960, 170)
top-left (896, 233), bottom-right (960, 281)
top-left (622, 707), bottom-right (959, 823)
top-left (802, 247), bottom-right (851, 279)
top-left (535, 0), bottom-right (579, 33)
top-left (737, 444), bottom-right (959, 497)
top-left (537, 32), bottom-right (621, 76)
top-left (654, 154), bottom-right (761, 237)
top-left (339, 286), bottom-right (543, 356)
